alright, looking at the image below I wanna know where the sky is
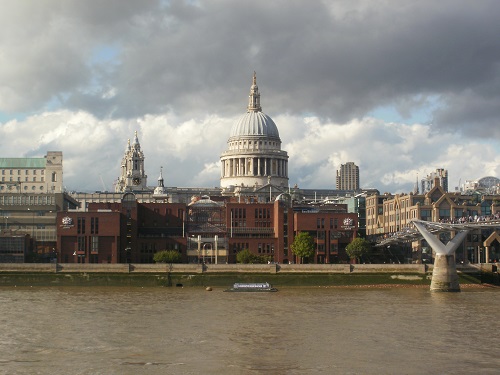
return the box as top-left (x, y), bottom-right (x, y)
top-left (0, 0), bottom-right (499, 193)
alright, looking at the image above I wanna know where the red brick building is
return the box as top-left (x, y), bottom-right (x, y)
top-left (57, 193), bottom-right (186, 264)
top-left (57, 210), bottom-right (121, 263)
top-left (293, 205), bottom-right (358, 263)
top-left (57, 193), bottom-right (358, 264)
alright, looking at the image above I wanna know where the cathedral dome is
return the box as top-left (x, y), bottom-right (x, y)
top-left (220, 72), bottom-right (289, 191)
top-left (229, 111), bottom-right (280, 139)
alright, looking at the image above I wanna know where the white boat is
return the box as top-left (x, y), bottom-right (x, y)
top-left (224, 282), bottom-right (278, 292)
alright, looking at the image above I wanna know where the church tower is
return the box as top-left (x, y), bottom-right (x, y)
top-left (115, 131), bottom-right (148, 192)
top-left (220, 73), bottom-right (289, 190)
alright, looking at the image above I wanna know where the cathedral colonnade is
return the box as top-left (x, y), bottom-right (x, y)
top-left (221, 157), bottom-right (288, 179)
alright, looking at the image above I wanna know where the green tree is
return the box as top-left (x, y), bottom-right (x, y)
top-left (290, 232), bottom-right (315, 264)
top-left (236, 249), bottom-right (256, 264)
top-left (345, 237), bottom-right (371, 263)
top-left (153, 250), bottom-right (182, 264)
top-left (236, 249), bottom-right (271, 264)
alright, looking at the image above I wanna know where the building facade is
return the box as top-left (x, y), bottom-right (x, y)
top-left (57, 193), bottom-right (358, 264)
top-left (57, 194), bottom-right (187, 264)
top-left (421, 168), bottom-right (448, 193)
top-left (336, 162), bottom-right (360, 190)
top-left (365, 179), bottom-right (500, 263)
top-left (0, 151), bottom-right (63, 194)
top-left (0, 151), bottom-right (80, 262)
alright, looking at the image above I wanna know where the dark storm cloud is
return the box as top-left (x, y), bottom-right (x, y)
top-left (2, 0), bottom-right (500, 139)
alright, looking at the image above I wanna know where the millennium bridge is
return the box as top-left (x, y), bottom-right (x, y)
top-left (376, 218), bottom-right (500, 292)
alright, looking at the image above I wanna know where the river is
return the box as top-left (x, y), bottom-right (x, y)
top-left (0, 285), bottom-right (499, 374)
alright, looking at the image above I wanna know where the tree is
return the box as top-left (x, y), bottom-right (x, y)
top-left (236, 249), bottom-right (271, 264)
top-left (153, 250), bottom-right (182, 264)
top-left (291, 232), bottom-right (315, 264)
top-left (345, 237), bottom-right (371, 263)
top-left (236, 249), bottom-right (254, 264)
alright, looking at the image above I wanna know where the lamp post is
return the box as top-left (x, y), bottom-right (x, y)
top-left (203, 243), bottom-right (212, 264)
top-left (27, 208), bottom-right (34, 238)
top-left (214, 235), bottom-right (218, 264)
top-left (197, 235), bottom-right (201, 264)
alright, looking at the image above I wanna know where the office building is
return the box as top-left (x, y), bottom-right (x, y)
top-left (336, 162), bottom-right (360, 190)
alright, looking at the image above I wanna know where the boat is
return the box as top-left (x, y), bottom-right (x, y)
top-left (224, 282), bottom-right (278, 292)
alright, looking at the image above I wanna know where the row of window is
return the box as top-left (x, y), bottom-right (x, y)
top-left (257, 243), bottom-right (274, 254)
top-left (77, 236), bottom-right (99, 253)
top-left (77, 217), bottom-right (100, 235)
top-left (1, 169), bottom-right (44, 175)
top-left (229, 140), bottom-right (279, 147)
top-left (2, 176), bottom-right (45, 182)
top-left (232, 242), bottom-right (249, 254)
top-left (381, 209), bottom-right (483, 225)
top-left (0, 195), bottom-right (56, 205)
top-left (316, 218), bottom-right (339, 229)
top-left (231, 208), bottom-right (272, 219)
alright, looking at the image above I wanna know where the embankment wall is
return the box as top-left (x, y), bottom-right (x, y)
top-left (0, 262), bottom-right (495, 287)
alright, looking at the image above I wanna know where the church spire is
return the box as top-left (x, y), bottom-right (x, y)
top-left (247, 71), bottom-right (262, 113)
top-left (158, 166), bottom-right (164, 188)
top-left (132, 130), bottom-right (140, 150)
top-left (413, 174), bottom-right (420, 194)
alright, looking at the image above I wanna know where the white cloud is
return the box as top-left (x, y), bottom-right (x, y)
top-left (0, 1), bottom-right (498, 194)
top-left (3, 109), bottom-right (498, 194)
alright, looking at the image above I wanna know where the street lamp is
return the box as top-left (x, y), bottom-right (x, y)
top-left (27, 208), bottom-right (35, 238)
top-left (203, 243), bottom-right (212, 264)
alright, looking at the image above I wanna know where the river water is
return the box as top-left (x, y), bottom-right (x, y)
top-left (0, 285), bottom-right (499, 375)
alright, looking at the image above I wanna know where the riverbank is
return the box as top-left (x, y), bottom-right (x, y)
top-left (0, 262), bottom-right (497, 287)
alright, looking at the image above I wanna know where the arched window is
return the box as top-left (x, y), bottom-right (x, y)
top-left (52, 172), bottom-right (57, 182)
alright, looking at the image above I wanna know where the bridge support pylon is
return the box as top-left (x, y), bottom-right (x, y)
top-left (413, 221), bottom-right (469, 292)
top-left (430, 254), bottom-right (460, 292)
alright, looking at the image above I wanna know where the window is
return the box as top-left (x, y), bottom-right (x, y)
top-left (421, 210), bottom-right (431, 221)
top-left (77, 217), bottom-right (86, 234)
top-left (91, 236), bottom-right (99, 253)
top-left (91, 217), bottom-right (99, 234)
top-left (439, 209), bottom-right (450, 219)
top-left (77, 236), bottom-right (86, 251)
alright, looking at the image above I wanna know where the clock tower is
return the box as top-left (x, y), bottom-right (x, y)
top-left (115, 131), bottom-right (148, 192)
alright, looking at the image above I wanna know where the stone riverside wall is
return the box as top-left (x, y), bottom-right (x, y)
top-left (0, 263), bottom-right (430, 274)
top-left (0, 263), bottom-right (495, 275)
top-left (0, 263), bottom-right (493, 287)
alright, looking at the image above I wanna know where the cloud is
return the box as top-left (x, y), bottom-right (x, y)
top-left (2, 109), bottom-right (498, 194)
top-left (0, 0), bottom-right (498, 194)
